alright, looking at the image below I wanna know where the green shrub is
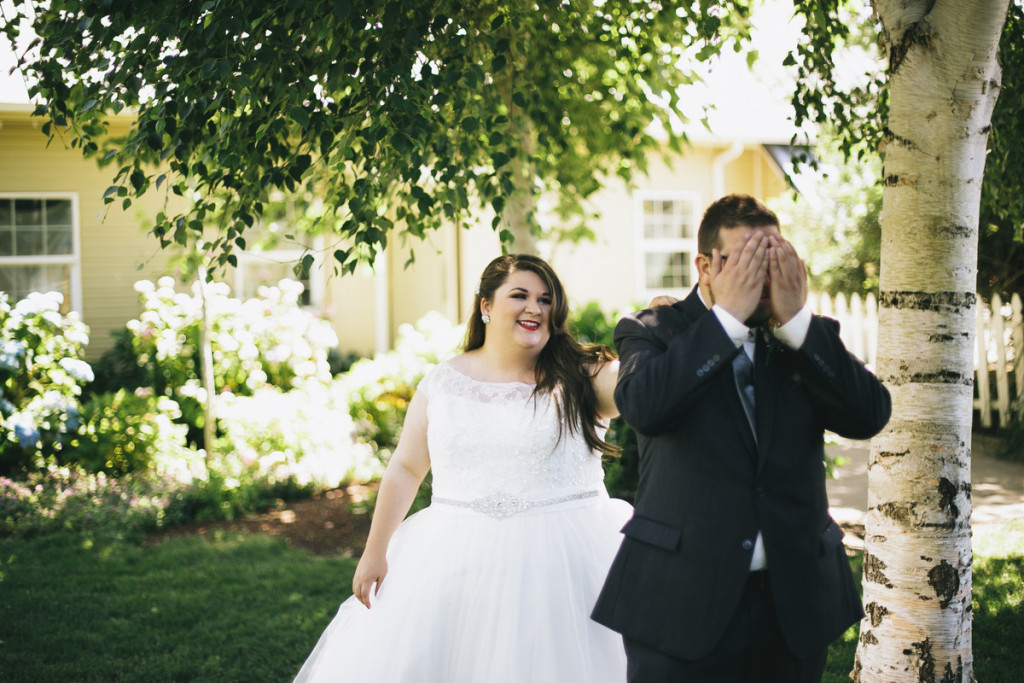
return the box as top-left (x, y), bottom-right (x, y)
top-left (0, 292), bottom-right (94, 475)
top-left (69, 389), bottom-right (190, 476)
top-left (603, 417), bottom-right (639, 503)
top-left (173, 463), bottom-right (296, 523)
top-left (0, 467), bottom-right (189, 541)
top-left (87, 327), bottom-right (147, 397)
top-left (570, 300), bottom-right (619, 348)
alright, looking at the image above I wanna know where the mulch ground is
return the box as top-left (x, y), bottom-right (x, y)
top-left (146, 485), bottom-right (376, 557)
top-left (147, 485), bottom-right (866, 558)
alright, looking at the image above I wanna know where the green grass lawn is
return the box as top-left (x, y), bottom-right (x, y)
top-left (0, 531), bottom-right (356, 682)
top-left (1, 523), bottom-right (1020, 682)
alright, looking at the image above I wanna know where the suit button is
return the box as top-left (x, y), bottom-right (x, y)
top-left (742, 539), bottom-right (754, 550)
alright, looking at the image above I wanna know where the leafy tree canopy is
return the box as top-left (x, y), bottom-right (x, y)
top-left (786, 0), bottom-right (887, 160)
top-left (769, 128), bottom-right (882, 297)
top-left (978, 1), bottom-right (1024, 298)
top-left (787, 0), bottom-right (1024, 298)
top-left (2, 0), bottom-right (756, 273)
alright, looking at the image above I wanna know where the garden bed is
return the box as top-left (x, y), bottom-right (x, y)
top-left (145, 484), bottom-right (375, 557)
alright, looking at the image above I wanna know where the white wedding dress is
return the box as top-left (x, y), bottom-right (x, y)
top-left (294, 361), bottom-right (632, 682)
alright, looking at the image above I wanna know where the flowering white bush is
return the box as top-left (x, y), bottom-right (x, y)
top-left (126, 277), bottom-right (339, 436)
top-left (215, 384), bottom-right (381, 488)
top-left (0, 292), bottom-right (94, 472)
top-left (337, 311), bottom-right (464, 460)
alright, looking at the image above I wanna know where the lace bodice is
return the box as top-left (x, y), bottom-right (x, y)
top-left (419, 361), bottom-right (607, 502)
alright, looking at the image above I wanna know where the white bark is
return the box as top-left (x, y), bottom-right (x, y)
top-left (855, 2), bottom-right (1010, 681)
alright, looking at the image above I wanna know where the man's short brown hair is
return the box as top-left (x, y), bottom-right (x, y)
top-left (697, 194), bottom-right (780, 255)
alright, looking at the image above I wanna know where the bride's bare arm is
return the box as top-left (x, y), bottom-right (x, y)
top-left (352, 389), bottom-right (431, 608)
top-left (592, 359), bottom-right (621, 421)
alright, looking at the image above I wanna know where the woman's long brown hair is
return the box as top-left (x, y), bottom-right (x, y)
top-left (463, 254), bottom-right (618, 456)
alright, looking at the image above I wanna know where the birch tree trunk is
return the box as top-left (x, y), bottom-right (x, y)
top-left (499, 170), bottom-right (539, 254)
top-left (855, 2), bottom-right (1010, 681)
top-left (499, 114), bottom-right (539, 255)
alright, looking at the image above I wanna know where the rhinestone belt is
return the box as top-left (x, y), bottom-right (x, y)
top-left (432, 490), bottom-right (601, 519)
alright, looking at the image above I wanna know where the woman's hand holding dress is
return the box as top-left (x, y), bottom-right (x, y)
top-left (353, 551), bottom-right (388, 608)
top-left (350, 389), bottom-right (431, 609)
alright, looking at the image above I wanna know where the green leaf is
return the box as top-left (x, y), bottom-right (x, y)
top-left (320, 131), bottom-right (334, 155)
top-left (130, 170), bottom-right (146, 191)
top-left (290, 106), bottom-right (310, 129)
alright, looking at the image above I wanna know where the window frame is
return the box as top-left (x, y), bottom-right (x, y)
top-left (633, 190), bottom-right (701, 302)
top-left (232, 236), bottom-right (325, 309)
top-left (0, 192), bottom-right (83, 313)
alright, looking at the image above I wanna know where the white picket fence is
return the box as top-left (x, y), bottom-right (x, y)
top-left (809, 292), bottom-right (1023, 429)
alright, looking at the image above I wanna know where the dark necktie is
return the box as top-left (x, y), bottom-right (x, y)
top-left (732, 333), bottom-right (756, 440)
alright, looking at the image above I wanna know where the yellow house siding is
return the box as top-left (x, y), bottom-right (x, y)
top-left (1, 110), bottom-right (178, 360)
top-left (321, 263), bottom-right (379, 357)
top-left (722, 148), bottom-right (789, 201)
top-left (387, 228), bottom-right (450, 342)
top-left (553, 143), bottom-right (794, 317)
top-left (4, 104), bottom-right (796, 360)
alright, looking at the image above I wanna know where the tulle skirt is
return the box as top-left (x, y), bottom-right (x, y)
top-left (294, 492), bottom-right (632, 682)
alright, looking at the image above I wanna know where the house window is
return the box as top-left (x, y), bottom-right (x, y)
top-left (235, 250), bottom-right (316, 306)
top-left (635, 192), bottom-right (700, 299)
top-left (233, 196), bottom-right (323, 307)
top-left (0, 195), bottom-right (81, 314)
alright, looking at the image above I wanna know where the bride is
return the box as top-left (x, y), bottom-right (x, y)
top-left (294, 254), bottom-right (632, 682)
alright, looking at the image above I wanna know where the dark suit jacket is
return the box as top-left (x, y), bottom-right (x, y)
top-left (592, 287), bottom-right (891, 660)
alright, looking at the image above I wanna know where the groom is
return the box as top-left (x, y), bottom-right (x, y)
top-left (592, 194), bottom-right (891, 681)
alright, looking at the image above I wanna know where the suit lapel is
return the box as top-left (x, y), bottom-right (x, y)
top-left (678, 287), bottom-right (760, 460)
